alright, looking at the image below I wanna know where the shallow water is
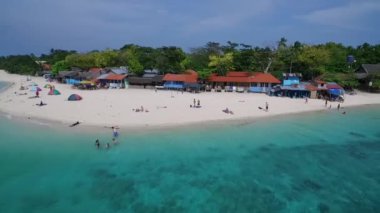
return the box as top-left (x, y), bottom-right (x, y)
top-left (0, 81), bottom-right (12, 93)
top-left (0, 105), bottom-right (379, 212)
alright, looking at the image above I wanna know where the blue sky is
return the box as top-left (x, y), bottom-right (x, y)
top-left (1, 0), bottom-right (379, 55)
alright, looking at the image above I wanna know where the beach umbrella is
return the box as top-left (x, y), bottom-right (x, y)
top-left (30, 86), bottom-right (42, 92)
top-left (68, 94), bottom-right (82, 101)
top-left (44, 84), bottom-right (52, 88)
top-left (48, 89), bottom-right (61, 95)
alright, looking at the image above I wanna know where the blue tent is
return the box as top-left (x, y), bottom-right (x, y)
top-left (68, 94), bottom-right (82, 101)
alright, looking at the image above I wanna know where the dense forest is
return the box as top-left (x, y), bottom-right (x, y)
top-left (1, 38), bottom-right (380, 88)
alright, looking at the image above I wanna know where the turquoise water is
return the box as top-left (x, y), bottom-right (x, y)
top-left (0, 104), bottom-right (379, 212)
top-left (0, 81), bottom-right (12, 92)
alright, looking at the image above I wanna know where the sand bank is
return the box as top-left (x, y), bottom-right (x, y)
top-left (1, 70), bottom-right (380, 129)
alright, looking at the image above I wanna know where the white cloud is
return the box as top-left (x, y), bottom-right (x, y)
top-left (298, 0), bottom-right (380, 30)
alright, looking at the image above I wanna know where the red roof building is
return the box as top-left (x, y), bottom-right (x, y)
top-left (208, 71), bottom-right (281, 93)
top-left (89, 67), bottom-right (103, 73)
top-left (162, 70), bottom-right (198, 83)
top-left (209, 72), bottom-right (281, 84)
top-left (105, 74), bottom-right (128, 81)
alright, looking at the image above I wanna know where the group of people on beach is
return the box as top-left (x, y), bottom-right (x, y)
top-left (222, 107), bottom-right (234, 114)
top-left (324, 99), bottom-right (346, 114)
top-left (95, 126), bottom-right (119, 150)
top-left (258, 102), bottom-right (269, 112)
top-left (133, 106), bottom-right (149, 112)
top-left (190, 98), bottom-right (201, 108)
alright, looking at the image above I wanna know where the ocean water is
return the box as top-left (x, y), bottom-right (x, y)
top-left (0, 81), bottom-right (12, 93)
top-left (0, 102), bottom-right (379, 212)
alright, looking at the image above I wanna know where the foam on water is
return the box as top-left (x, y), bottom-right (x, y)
top-left (0, 105), bottom-right (379, 212)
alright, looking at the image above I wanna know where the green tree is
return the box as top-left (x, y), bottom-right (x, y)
top-left (52, 60), bottom-right (70, 75)
top-left (120, 44), bottom-right (158, 70)
top-left (197, 68), bottom-right (213, 80)
top-left (187, 47), bottom-right (210, 71)
top-left (119, 46), bottom-right (144, 75)
top-left (40, 49), bottom-right (76, 65)
top-left (208, 52), bottom-right (234, 76)
top-left (155, 46), bottom-right (186, 73)
top-left (321, 72), bottom-right (359, 88)
top-left (65, 53), bottom-right (96, 69)
top-left (233, 44), bottom-right (256, 71)
top-left (324, 42), bottom-right (349, 73)
top-left (371, 75), bottom-right (380, 90)
top-left (0, 55), bottom-right (40, 74)
top-left (94, 49), bottom-right (119, 68)
top-left (297, 45), bottom-right (331, 79)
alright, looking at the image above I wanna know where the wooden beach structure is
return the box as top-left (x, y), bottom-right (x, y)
top-left (208, 71), bottom-right (281, 93)
top-left (96, 73), bottom-right (128, 89)
top-left (270, 73), bottom-right (344, 100)
top-left (162, 70), bottom-right (200, 91)
top-left (127, 69), bottom-right (163, 88)
top-left (355, 64), bottom-right (380, 92)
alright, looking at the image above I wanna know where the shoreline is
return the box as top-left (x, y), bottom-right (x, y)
top-left (1, 103), bottom-right (378, 135)
top-left (1, 70), bottom-right (380, 133)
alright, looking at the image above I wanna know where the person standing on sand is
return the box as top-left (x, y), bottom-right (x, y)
top-left (337, 103), bottom-right (341, 111)
top-left (325, 99), bottom-right (328, 107)
top-left (305, 97), bottom-right (308, 104)
top-left (197, 99), bottom-right (200, 107)
top-left (265, 102), bottom-right (269, 112)
top-left (193, 99), bottom-right (196, 106)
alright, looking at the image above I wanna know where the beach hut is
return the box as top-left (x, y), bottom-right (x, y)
top-left (68, 94), bottom-right (82, 101)
top-left (44, 84), bottom-right (52, 88)
top-left (326, 83), bottom-right (345, 101)
top-left (48, 89), bottom-right (61, 95)
top-left (208, 71), bottom-right (281, 93)
top-left (163, 70), bottom-right (198, 90)
top-left (57, 70), bottom-right (80, 84)
top-left (355, 64), bottom-right (380, 92)
top-left (127, 69), bottom-right (163, 88)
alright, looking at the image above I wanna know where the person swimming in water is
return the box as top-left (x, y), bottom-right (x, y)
top-left (106, 143), bottom-right (110, 149)
top-left (95, 139), bottom-right (100, 149)
top-left (112, 138), bottom-right (119, 145)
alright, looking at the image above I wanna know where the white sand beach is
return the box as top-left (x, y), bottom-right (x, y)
top-left (1, 70), bottom-right (380, 128)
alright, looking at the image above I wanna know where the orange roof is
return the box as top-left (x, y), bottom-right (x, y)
top-left (315, 80), bottom-right (326, 84)
top-left (209, 72), bottom-right (281, 84)
top-left (326, 83), bottom-right (343, 89)
top-left (184, 69), bottom-right (198, 76)
top-left (163, 74), bottom-right (197, 83)
top-left (163, 70), bottom-right (198, 83)
top-left (306, 84), bottom-right (318, 91)
top-left (209, 75), bottom-right (252, 83)
top-left (251, 72), bottom-right (281, 83)
top-left (226, 71), bottom-right (250, 77)
top-left (89, 67), bottom-right (102, 73)
top-left (105, 74), bottom-right (127, 81)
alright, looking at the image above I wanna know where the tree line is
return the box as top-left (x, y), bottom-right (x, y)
top-left (1, 38), bottom-right (380, 88)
